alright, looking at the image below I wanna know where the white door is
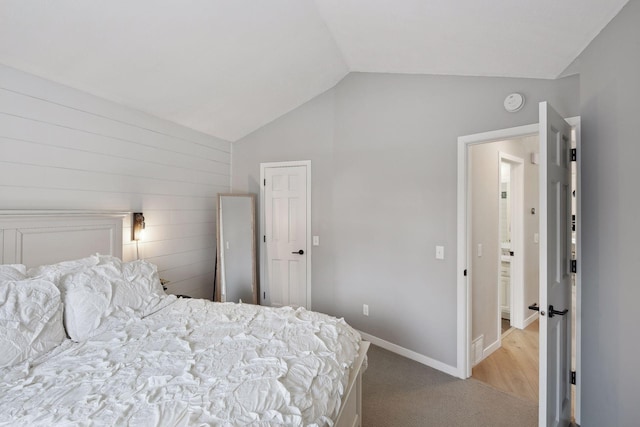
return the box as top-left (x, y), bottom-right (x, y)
top-left (538, 102), bottom-right (572, 427)
top-left (263, 163), bottom-right (310, 308)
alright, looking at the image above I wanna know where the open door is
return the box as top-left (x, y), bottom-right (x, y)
top-left (538, 102), bottom-right (572, 427)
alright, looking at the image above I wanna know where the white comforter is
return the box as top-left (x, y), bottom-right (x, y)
top-left (0, 299), bottom-right (361, 426)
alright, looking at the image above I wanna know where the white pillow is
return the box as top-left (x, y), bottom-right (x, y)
top-left (60, 259), bottom-right (174, 341)
top-left (121, 259), bottom-right (172, 316)
top-left (0, 279), bottom-right (65, 368)
top-left (0, 264), bottom-right (27, 281)
top-left (27, 254), bottom-right (101, 283)
top-left (95, 254), bottom-right (124, 266)
top-left (59, 263), bottom-right (123, 342)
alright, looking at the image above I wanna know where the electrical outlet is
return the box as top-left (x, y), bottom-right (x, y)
top-left (363, 304), bottom-right (369, 316)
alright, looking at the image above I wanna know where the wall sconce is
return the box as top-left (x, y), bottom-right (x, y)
top-left (132, 212), bottom-right (145, 241)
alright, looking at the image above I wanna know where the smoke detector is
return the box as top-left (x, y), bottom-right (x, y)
top-left (504, 93), bottom-right (525, 112)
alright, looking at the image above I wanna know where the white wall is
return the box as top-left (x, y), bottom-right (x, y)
top-left (233, 72), bottom-right (578, 369)
top-left (0, 65), bottom-right (231, 299)
top-left (470, 137), bottom-right (539, 356)
top-left (578, 0), bottom-right (640, 424)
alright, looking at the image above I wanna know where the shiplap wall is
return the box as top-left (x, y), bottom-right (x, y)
top-left (0, 65), bottom-right (231, 299)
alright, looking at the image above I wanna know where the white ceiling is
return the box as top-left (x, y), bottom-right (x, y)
top-left (0, 0), bottom-right (629, 141)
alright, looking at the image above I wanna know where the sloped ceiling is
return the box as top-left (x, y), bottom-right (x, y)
top-left (0, 0), bottom-right (629, 141)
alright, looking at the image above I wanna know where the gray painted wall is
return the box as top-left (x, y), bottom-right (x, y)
top-left (0, 65), bottom-right (230, 299)
top-left (578, 0), bottom-right (640, 424)
top-left (232, 72), bottom-right (578, 367)
top-left (470, 136), bottom-right (539, 356)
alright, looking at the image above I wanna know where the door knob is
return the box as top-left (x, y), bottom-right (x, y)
top-left (528, 303), bottom-right (545, 316)
top-left (548, 305), bottom-right (568, 318)
top-left (292, 249), bottom-right (304, 255)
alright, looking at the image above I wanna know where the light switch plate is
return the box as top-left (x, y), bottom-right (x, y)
top-left (313, 236), bottom-right (319, 246)
top-left (435, 245), bottom-right (444, 260)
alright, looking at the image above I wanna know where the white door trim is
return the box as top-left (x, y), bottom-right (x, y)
top-left (498, 152), bottom-right (525, 333)
top-left (259, 160), bottom-right (312, 309)
top-left (457, 122), bottom-right (538, 380)
top-left (456, 117), bottom-right (581, 424)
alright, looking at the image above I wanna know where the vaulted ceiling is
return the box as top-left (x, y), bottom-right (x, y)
top-left (0, 0), bottom-right (629, 141)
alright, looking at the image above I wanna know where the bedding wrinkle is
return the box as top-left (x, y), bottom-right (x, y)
top-left (0, 299), bottom-right (361, 426)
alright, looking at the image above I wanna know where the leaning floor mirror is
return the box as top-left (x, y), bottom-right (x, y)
top-left (215, 193), bottom-right (258, 304)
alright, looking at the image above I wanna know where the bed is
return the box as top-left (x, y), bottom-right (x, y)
top-left (0, 211), bottom-right (369, 426)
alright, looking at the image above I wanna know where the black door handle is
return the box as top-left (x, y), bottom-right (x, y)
top-left (548, 305), bottom-right (568, 318)
top-left (529, 303), bottom-right (548, 316)
top-left (292, 250), bottom-right (304, 255)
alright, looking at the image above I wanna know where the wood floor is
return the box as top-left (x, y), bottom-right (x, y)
top-left (472, 320), bottom-right (539, 403)
top-left (501, 317), bottom-right (510, 334)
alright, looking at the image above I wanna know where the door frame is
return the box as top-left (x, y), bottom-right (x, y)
top-left (498, 152), bottom-right (525, 334)
top-left (456, 117), bottom-right (581, 423)
top-left (259, 160), bottom-right (312, 309)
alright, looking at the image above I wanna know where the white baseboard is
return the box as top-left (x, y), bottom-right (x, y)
top-left (523, 312), bottom-right (539, 328)
top-left (482, 338), bottom-right (501, 361)
top-left (358, 331), bottom-right (459, 378)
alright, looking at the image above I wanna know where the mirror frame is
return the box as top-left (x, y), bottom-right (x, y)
top-left (215, 193), bottom-right (258, 304)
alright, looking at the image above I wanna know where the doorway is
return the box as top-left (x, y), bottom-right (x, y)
top-left (467, 139), bottom-right (532, 369)
top-left (457, 116), bottom-right (581, 425)
top-left (259, 160), bottom-right (312, 309)
top-left (470, 142), bottom-right (537, 402)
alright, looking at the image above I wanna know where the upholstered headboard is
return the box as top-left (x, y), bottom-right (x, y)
top-left (0, 211), bottom-right (126, 268)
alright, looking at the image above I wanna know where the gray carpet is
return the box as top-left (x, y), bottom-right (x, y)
top-left (362, 345), bottom-right (538, 427)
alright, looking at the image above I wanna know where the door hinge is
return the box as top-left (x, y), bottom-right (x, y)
top-left (572, 214), bottom-right (576, 232)
top-left (463, 269), bottom-right (467, 277)
top-left (263, 235), bottom-right (266, 243)
top-left (263, 179), bottom-right (266, 186)
top-left (571, 148), bottom-right (577, 162)
top-left (571, 260), bottom-right (577, 273)
top-left (571, 371), bottom-right (576, 385)
top-left (263, 291), bottom-right (266, 300)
